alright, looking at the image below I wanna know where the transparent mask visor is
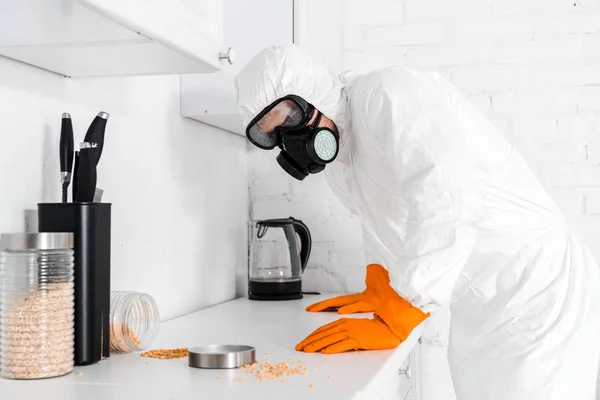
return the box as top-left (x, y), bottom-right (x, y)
top-left (247, 99), bottom-right (306, 149)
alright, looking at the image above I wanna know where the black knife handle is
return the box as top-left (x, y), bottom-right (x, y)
top-left (75, 148), bottom-right (96, 203)
top-left (60, 113), bottom-right (74, 176)
top-left (83, 112), bottom-right (109, 166)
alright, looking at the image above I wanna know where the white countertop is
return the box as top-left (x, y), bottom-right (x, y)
top-left (0, 294), bottom-right (423, 400)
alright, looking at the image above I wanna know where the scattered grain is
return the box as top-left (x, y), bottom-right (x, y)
top-left (140, 348), bottom-right (189, 359)
top-left (231, 358), bottom-right (318, 383)
top-left (76, 371), bottom-right (84, 376)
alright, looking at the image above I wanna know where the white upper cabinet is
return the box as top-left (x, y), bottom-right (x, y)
top-left (0, 0), bottom-right (226, 77)
top-left (180, 0), bottom-right (296, 135)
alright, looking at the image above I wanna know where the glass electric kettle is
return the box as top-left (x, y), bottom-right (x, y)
top-left (249, 217), bottom-right (312, 300)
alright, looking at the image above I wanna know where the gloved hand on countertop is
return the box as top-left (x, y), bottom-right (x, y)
top-left (296, 282), bottom-right (429, 354)
top-left (305, 264), bottom-right (390, 314)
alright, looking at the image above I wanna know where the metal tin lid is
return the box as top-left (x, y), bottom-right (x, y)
top-left (189, 345), bottom-right (256, 369)
top-left (0, 233), bottom-right (74, 250)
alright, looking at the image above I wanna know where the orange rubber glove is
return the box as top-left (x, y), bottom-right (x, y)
top-left (296, 283), bottom-right (429, 354)
top-left (305, 264), bottom-right (390, 314)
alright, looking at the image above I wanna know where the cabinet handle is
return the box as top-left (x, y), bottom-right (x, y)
top-left (398, 364), bottom-right (411, 380)
top-left (219, 47), bottom-right (236, 65)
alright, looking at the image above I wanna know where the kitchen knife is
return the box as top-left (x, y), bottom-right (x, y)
top-left (93, 188), bottom-right (104, 203)
top-left (74, 143), bottom-right (97, 203)
top-left (83, 111), bottom-right (109, 166)
top-left (59, 113), bottom-right (74, 202)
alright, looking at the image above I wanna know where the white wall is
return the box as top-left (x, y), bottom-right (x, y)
top-left (340, 0), bottom-right (600, 250)
top-left (249, 1), bottom-right (600, 399)
top-left (0, 56), bottom-right (248, 321)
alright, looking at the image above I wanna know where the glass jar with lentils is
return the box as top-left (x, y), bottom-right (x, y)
top-left (0, 233), bottom-right (75, 379)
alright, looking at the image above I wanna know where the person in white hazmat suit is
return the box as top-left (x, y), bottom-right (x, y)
top-left (235, 42), bottom-right (600, 399)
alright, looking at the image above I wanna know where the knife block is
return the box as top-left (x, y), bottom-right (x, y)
top-left (37, 202), bottom-right (111, 366)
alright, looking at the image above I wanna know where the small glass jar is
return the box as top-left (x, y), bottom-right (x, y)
top-left (0, 233), bottom-right (75, 379)
top-left (109, 291), bottom-right (160, 353)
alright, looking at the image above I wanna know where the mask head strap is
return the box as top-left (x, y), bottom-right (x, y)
top-left (311, 110), bottom-right (323, 128)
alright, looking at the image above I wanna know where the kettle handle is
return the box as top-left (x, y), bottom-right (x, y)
top-left (292, 219), bottom-right (312, 272)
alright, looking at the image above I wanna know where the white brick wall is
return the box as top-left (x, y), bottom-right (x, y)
top-left (585, 189), bottom-right (600, 214)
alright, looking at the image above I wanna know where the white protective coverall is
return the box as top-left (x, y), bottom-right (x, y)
top-left (235, 42), bottom-right (600, 400)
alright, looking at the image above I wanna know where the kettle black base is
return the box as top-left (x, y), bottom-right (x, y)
top-left (248, 279), bottom-right (303, 301)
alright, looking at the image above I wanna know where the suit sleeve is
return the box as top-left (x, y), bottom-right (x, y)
top-left (355, 70), bottom-right (483, 312)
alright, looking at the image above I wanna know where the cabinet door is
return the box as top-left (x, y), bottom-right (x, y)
top-left (78, 0), bottom-right (223, 69)
top-left (180, 0), bottom-right (295, 134)
top-left (364, 351), bottom-right (415, 399)
top-left (177, 0), bottom-right (221, 46)
top-left (396, 351), bottom-right (415, 399)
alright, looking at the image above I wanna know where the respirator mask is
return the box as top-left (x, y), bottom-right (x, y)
top-left (245, 95), bottom-right (339, 181)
